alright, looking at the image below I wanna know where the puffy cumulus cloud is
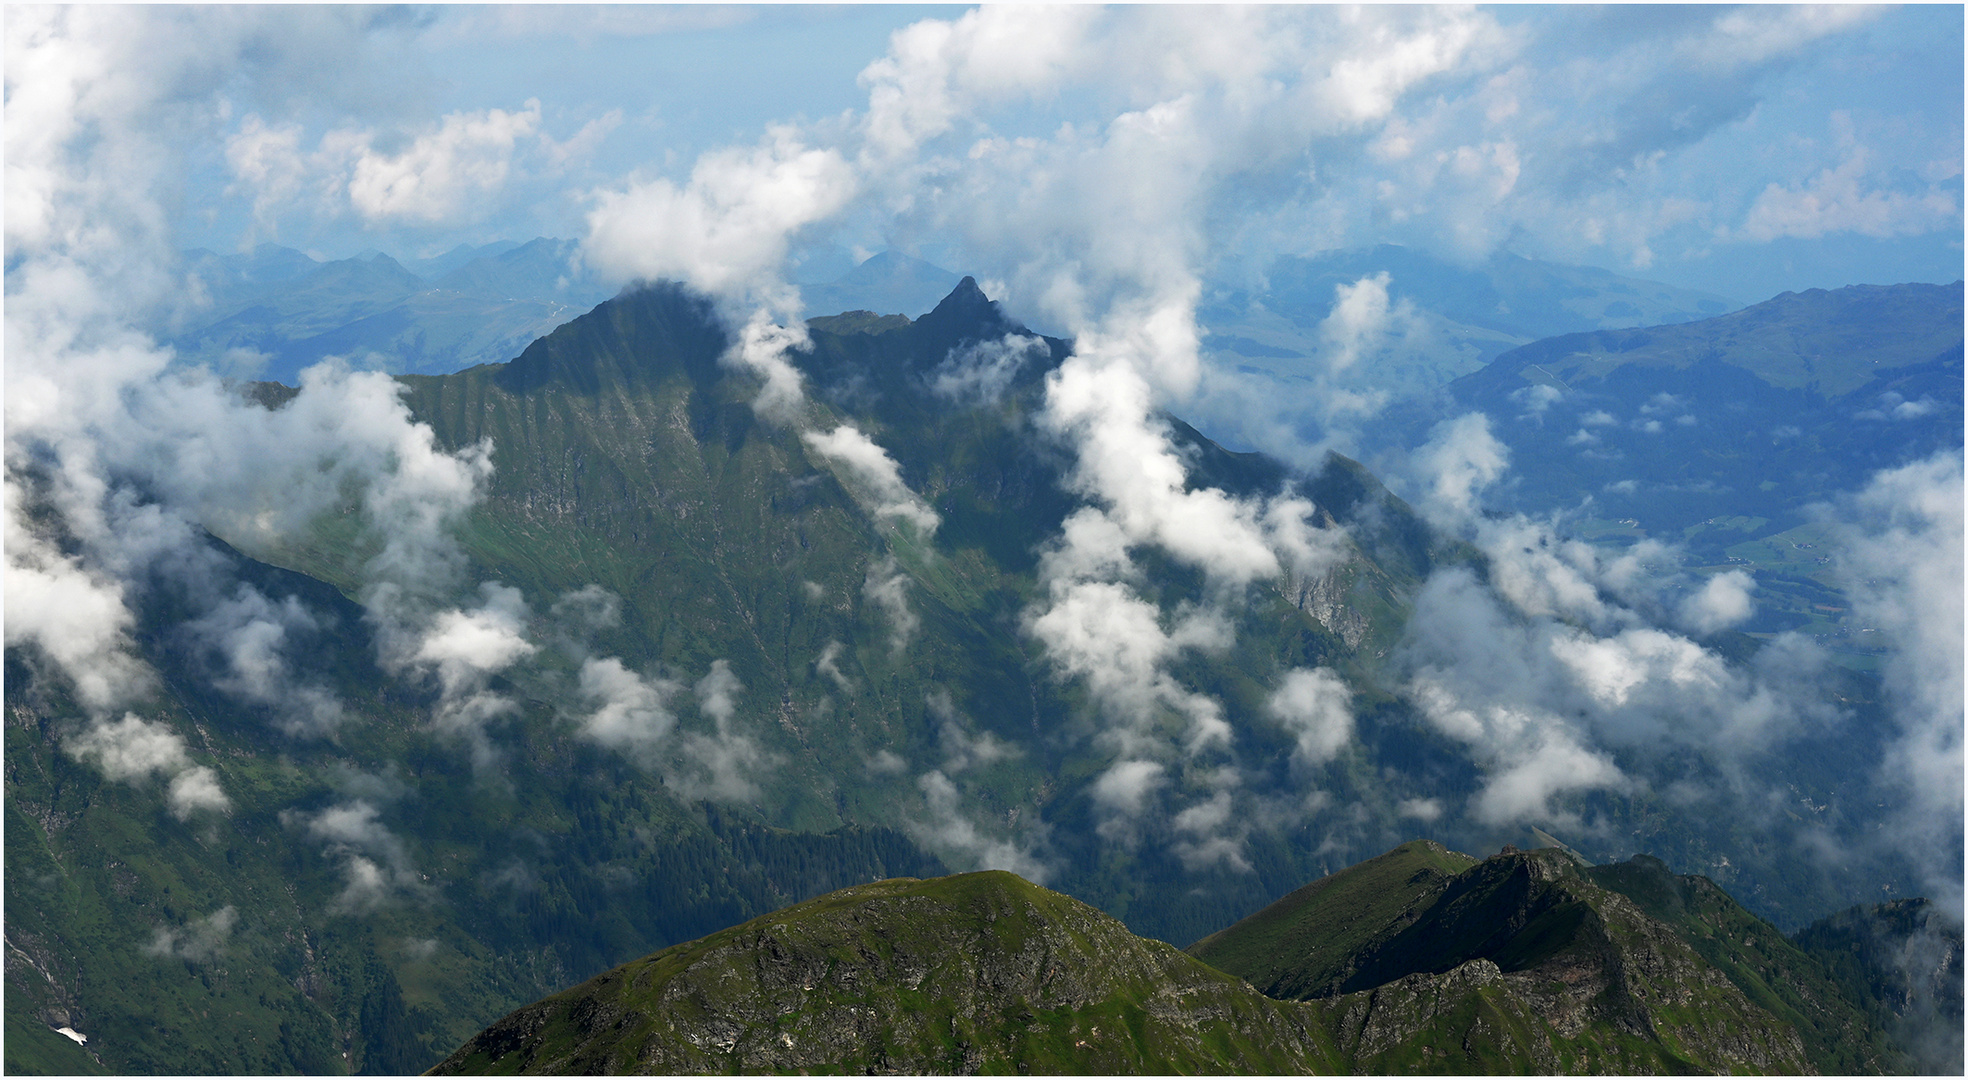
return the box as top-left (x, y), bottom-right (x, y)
top-left (670, 660), bottom-right (772, 805)
top-left (803, 424), bottom-right (940, 534)
top-left (2, 507), bottom-right (153, 713)
top-left (1824, 452), bottom-right (1965, 909)
top-left (1397, 797), bottom-right (1444, 823)
top-left (1677, 570), bottom-right (1757, 636)
top-left (227, 101), bottom-right (548, 230)
top-left (400, 582), bottom-right (536, 769)
top-left (1170, 790), bottom-right (1253, 873)
top-left (931, 334), bottom-right (1048, 406)
top-left (412, 582), bottom-right (535, 695)
top-left (285, 799), bottom-right (425, 915)
top-left (566, 656), bottom-right (773, 805)
top-left (1320, 272), bottom-right (1400, 377)
top-left (1409, 412), bottom-right (1509, 525)
top-left (141, 906), bottom-right (237, 964)
top-left (911, 769), bottom-right (1052, 883)
top-left (345, 101), bottom-right (541, 224)
top-left (585, 126), bottom-right (855, 306)
top-left (858, 4), bottom-right (1098, 160)
top-left (862, 557), bottom-right (921, 654)
top-left (1028, 581), bottom-right (1233, 760)
top-left (1039, 349), bottom-right (1279, 586)
top-left (572, 657), bottom-right (679, 763)
top-left (63, 714), bottom-right (230, 819)
top-left (186, 585), bottom-right (346, 737)
top-left (1266, 668), bottom-right (1355, 769)
top-left (1091, 759), bottom-right (1167, 826)
top-left (1399, 560), bottom-right (1860, 833)
top-left (1468, 735), bottom-right (1630, 827)
top-left (927, 690), bottom-right (1018, 773)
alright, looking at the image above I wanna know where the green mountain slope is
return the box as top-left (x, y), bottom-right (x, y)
top-left (1363, 280), bottom-right (1963, 657)
top-left (437, 847), bottom-right (1844, 1076)
top-left (1197, 244), bottom-right (1739, 397)
top-left (1792, 898), bottom-right (1964, 1074)
top-left (431, 870), bottom-right (1347, 1075)
top-left (1187, 839), bottom-right (1480, 1000)
top-left (8, 275), bottom-right (1936, 1074)
top-left (7, 278), bottom-right (1447, 1073)
top-left (1195, 845), bottom-right (1838, 1074)
top-left (252, 278), bottom-right (1458, 946)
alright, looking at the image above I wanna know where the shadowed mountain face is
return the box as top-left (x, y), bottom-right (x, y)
top-left (1193, 841), bottom-right (1900, 1075)
top-left (436, 845), bottom-right (1860, 1076)
top-left (1793, 897), bottom-right (1966, 1075)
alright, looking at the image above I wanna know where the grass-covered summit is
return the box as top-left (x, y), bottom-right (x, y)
top-left (430, 870), bottom-right (1346, 1075)
top-left (436, 843), bottom-right (1899, 1075)
top-left (1192, 842), bottom-right (1912, 1074)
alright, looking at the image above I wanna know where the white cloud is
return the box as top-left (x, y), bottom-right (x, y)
top-left (573, 657), bottom-right (679, 762)
top-left (1397, 797), bottom-right (1443, 823)
top-left (186, 585), bottom-right (346, 736)
top-left (803, 424), bottom-right (940, 534)
top-left (1741, 138), bottom-right (1959, 242)
top-left (288, 799), bottom-right (423, 915)
top-left (346, 101), bottom-right (541, 224)
top-left (929, 690), bottom-right (1018, 773)
top-left (1678, 570), bottom-right (1757, 635)
top-left (910, 769), bottom-right (1051, 883)
top-left (670, 659), bottom-right (772, 805)
top-left (583, 126), bottom-right (855, 305)
top-left (1826, 452), bottom-right (1964, 908)
top-left (63, 714), bottom-right (230, 819)
top-left (1266, 668), bottom-right (1355, 768)
top-left (142, 906), bottom-right (237, 963)
top-left (1028, 580), bottom-right (1233, 758)
top-left (862, 557), bottom-right (921, 653)
top-left (567, 655), bottom-right (772, 805)
top-left (815, 640), bottom-right (853, 693)
top-left (931, 334), bottom-right (1047, 405)
top-left (1170, 791), bottom-right (1252, 873)
top-left (1411, 412), bottom-right (1509, 524)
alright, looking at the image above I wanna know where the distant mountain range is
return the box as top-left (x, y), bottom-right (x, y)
top-left (174, 240), bottom-right (1741, 407)
top-left (1198, 244), bottom-right (1740, 400)
top-left (433, 842), bottom-right (1957, 1075)
top-left (174, 239), bottom-right (616, 385)
top-left (1363, 280), bottom-right (1963, 652)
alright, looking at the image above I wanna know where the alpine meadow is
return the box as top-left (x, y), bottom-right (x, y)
top-left (4, 6), bottom-right (1962, 1075)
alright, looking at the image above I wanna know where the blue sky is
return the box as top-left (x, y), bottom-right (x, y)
top-left (144, 4), bottom-right (1962, 308)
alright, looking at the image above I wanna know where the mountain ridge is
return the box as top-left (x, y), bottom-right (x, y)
top-left (434, 841), bottom-right (1911, 1075)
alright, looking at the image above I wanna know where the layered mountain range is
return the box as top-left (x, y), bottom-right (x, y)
top-left (6, 273), bottom-right (1956, 1074)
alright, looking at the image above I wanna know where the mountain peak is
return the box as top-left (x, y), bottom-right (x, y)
top-left (911, 275), bottom-right (1019, 346)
